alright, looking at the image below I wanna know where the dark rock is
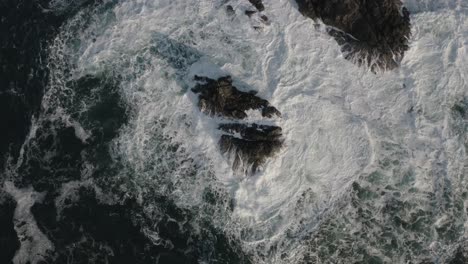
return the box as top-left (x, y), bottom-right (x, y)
top-left (244, 3), bottom-right (270, 27)
top-left (192, 76), bottom-right (283, 174)
top-left (245, 10), bottom-right (257, 17)
top-left (219, 133), bottom-right (282, 173)
top-left (192, 75), bottom-right (280, 119)
top-left (248, 0), bottom-right (265, 12)
top-left (226, 5), bottom-right (235, 16)
top-left (262, 106), bottom-right (282, 118)
top-left (219, 123), bottom-right (283, 173)
top-left (295, 0), bottom-right (411, 71)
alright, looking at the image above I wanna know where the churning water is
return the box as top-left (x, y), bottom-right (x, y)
top-left (3, 0), bottom-right (468, 263)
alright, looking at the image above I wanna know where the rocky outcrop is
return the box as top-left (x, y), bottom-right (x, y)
top-left (192, 75), bottom-right (280, 119)
top-left (192, 76), bottom-right (283, 174)
top-left (295, 0), bottom-right (411, 71)
top-left (219, 123), bottom-right (283, 172)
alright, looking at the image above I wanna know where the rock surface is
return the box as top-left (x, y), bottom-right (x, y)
top-left (192, 76), bottom-right (283, 173)
top-left (219, 123), bottom-right (283, 173)
top-left (192, 75), bottom-right (280, 119)
top-left (295, 0), bottom-right (411, 71)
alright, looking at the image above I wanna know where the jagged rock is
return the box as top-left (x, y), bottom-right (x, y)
top-left (192, 75), bottom-right (281, 119)
top-left (192, 76), bottom-right (283, 174)
top-left (295, 0), bottom-right (411, 71)
top-left (219, 123), bottom-right (283, 173)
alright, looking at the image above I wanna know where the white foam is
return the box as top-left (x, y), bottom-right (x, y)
top-left (44, 0), bottom-right (468, 262)
top-left (4, 182), bottom-right (54, 264)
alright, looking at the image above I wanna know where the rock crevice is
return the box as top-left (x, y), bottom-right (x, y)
top-left (192, 76), bottom-right (283, 174)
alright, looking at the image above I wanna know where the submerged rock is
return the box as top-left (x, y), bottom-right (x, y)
top-left (192, 75), bottom-right (280, 119)
top-left (295, 0), bottom-right (411, 71)
top-left (192, 76), bottom-right (283, 174)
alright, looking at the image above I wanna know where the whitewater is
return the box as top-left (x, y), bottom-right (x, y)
top-left (25, 0), bottom-right (468, 262)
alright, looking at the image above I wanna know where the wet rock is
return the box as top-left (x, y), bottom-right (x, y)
top-left (295, 0), bottom-right (411, 71)
top-left (192, 75), bottom-right (280, 119)
top-left (220, 134), bottom-right (281, 172)
top-left (219, 123), bottom-right (283, 173)
top-left (226, 5), bottom-right (235, 16)
top-left (245, 10), bottom-right (257, 17)
top-left (248, 0), bottom-right (265, 12)
top-left (192, 76), bottom-right (283, 174)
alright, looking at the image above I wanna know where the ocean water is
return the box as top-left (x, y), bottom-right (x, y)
top-left (1, 0), bottom-right (468, 263)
